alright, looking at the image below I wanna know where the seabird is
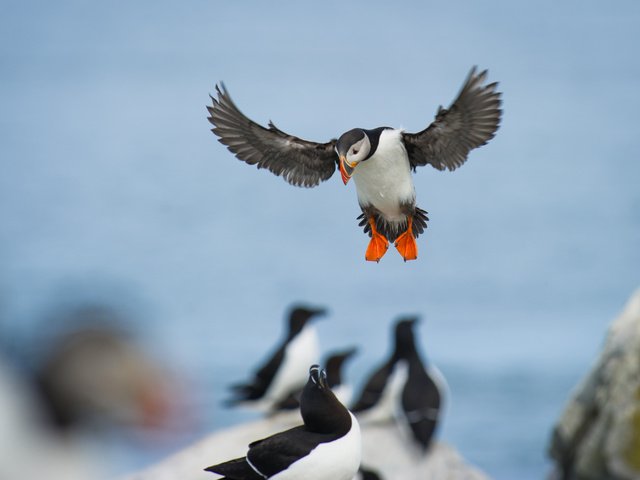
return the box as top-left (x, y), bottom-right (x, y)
top-left (34, 325), bottom-right (172, 429)
top-left (227, 305), bottom-right (326, 411)
top-left (0, 321), bottom-right (176, 480)
top-left (272, 346), bottom-right (358, 412)
top-left (207, 67), bottom-right (502, 262)
top-left (206, 365), bottom-right (361, 480)
top-left (351, 317), bottom-right (445, 452)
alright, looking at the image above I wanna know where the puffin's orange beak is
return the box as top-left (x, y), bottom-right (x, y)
top-left (339, 155), bottom-right (356, 185)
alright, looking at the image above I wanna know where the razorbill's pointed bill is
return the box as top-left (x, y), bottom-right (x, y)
top-left (207, 67), bottom-right (502, 262)
top-left (272, 347), bottom-right (358, 412)
top-left (206, 365), bottom-right (361, 480)
top-left (351, 317), bottom-right (445, 452)
top-left (227, 305), bottom-right (326, 412)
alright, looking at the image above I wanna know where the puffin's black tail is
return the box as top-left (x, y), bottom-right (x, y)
top-left (412, 207), bottom-right (429, 237)
top-left (205, 457), bottom-right (263, 480)
top-left (357, 206), bottom-right (429, 241)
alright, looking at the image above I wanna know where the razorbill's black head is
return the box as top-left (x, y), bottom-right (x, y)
top-left (206, 365), bottom-right (361, 480)
top-left (351, 317), bottom-right (445, 452)
top-left (226, 304), bottom-right (326, 411)
top-left (392, 317), bottom-right (420, 361)
top-left (300, 365), bottom-right (350, 432)
top-left (288, 305), bottom-right (327, 338)
top-left (208, 67), bottom-right (502, 262)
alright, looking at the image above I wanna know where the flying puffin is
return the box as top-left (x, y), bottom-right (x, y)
top-left (207, 67), bottom-right (502, 262)
top-left (226, 305), bottom-right (326, 411)
top-left (351, 317), bottom-right (446, 452)
top-left (272, 346), bottom-right (358, 412)
top-left (206, 365), bottom-right (361, 480)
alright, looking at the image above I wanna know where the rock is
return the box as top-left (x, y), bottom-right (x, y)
top-left (549, 288), bottom-right (640, 480)
top-left (124, 412), bottom-right (489, 480)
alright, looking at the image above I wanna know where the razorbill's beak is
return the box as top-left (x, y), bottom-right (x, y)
top-left (309, 365), bottom-right (330, 390)
top-left (339, 155), bottom-right (356, 185)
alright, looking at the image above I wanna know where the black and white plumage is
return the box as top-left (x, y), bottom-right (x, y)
top-left (207, 67), bottom-right (502, 262)
top-left (206, 365), bottom-right (361, 480)
top-left (227, 306), bottom-right (326, 411)
top-left (272, 346), bottom-right (358, 412)
top-left (351, 317), bottom-right (445, 452)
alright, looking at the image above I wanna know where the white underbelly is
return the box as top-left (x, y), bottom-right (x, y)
top-left (351, 129), bottom-right (415, 223)
top-left (272, 413), bottom-right (361, 480)
top-left (264, 327), bottom-right (319, 407)
top-left (356, 362), bottom-right (408, 425)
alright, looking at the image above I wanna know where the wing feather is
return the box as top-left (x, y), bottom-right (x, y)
top-left (207, 84), bottom-right (338, 187)
top-left (350, 361), bottom-right (394, 413)
top-left (403, 67), bottom-right (502, 171)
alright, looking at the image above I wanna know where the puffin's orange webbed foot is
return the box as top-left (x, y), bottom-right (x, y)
top-left (395, 217), bottom-right (418, 261)
top-left (365, 217), bottom-right (389, 262)
top-left (366, 233), bottom-right (389, 262)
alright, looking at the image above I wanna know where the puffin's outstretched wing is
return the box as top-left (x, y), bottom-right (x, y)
top-left (208, 84), bottom-right (338, 188)
top-left (403, 67), bottom-right (502, 171)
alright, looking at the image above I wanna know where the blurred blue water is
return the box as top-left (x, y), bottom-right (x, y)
top-left (1, 1), bottom-right (639, 479)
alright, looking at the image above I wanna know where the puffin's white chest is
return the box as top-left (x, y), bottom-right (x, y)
top-left (272, 413), bottom-right (361, 480)
top-left (352, 129), bottom-right (415, 223)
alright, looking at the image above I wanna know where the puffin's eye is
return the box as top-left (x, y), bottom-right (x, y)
top-left (352, 148), bottom-right (359, 155)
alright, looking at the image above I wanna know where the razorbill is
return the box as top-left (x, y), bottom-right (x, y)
top-left (227, 305), bottom-right (326, 411)
top-left (206, 365), bottom-right (361, 480)
top-left (351, 317), bottom-right (445, 452)
top-left (207, 67), bottom-right (502, 261)
top-left (272, 346), bottom-right (358, 412)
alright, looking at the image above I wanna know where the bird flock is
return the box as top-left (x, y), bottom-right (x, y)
top-left (205, 306), bottom-right (446, 480)
top-left (204, 67), bottom-right (502, 479)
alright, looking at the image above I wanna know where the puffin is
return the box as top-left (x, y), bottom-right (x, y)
top-left (227, 305), bottom-right (326, 411)
top-left (351, 317), bottom-right (445, 452)
top-left (207, 67), bottom-right (502, 262)
top-left (0, 321), bottom-right (176, 480)
top-left (205, 365), bottom-right (361, 480)
top-left (272, 346), bottom-right (358, 412)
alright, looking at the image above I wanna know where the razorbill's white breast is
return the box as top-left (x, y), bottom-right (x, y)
top-left (227, 305), bottom-right (326, 412)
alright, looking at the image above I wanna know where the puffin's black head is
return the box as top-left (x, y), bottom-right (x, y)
top-left (336, 128), bottom-right (372, 185)
top-left (300, 364), bottom-right (350, 433)
top-left (287, 305), bottom-right (327, 337)
top-left (393, 316), bottom-right (420, 360)
top-left (325, 347), bottom-right (358, 388)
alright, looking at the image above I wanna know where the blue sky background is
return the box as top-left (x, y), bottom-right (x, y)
top-left (1, 1), bottom-right (639, 479)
